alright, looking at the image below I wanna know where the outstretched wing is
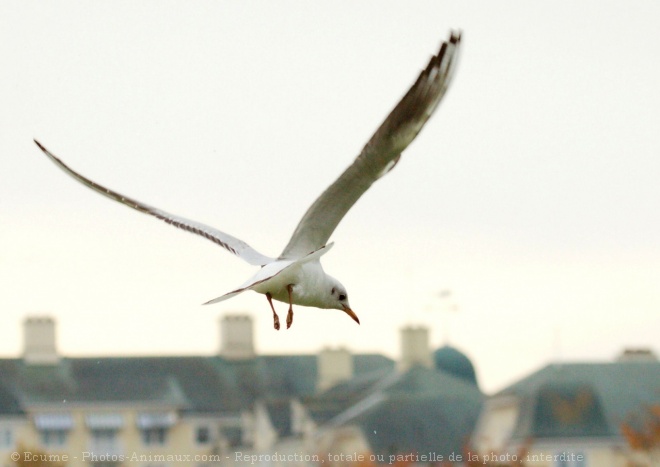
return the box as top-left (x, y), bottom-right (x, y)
top-left (34, 140), bottom-right (274, 266)
top-left (280, 31), bottom-right (461, 259)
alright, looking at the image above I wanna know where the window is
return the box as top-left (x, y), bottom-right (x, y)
top-left (91, 428), bottom-right (116, 442)
top-left (34, 413), bottom-right (73, 447)
top-left (141, 427), bottom-right (167, 445)
top-left (41, 429), bottom-right (68, 447)
top-left (136, 412), bottom-right (175, 446)
top-left (86, 413), bottom-right (124, 456)
top-left (196, 426), bottom-right (210, 444)
top-left (0, 428), bottom-right (12, 448)
top-left (89, 428), bottom-right (121, 456)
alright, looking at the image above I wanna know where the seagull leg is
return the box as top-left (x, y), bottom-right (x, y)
top-left (266, 293), bottom-right (280, 330)
top-left (286, 284), bottom-right (294, 329)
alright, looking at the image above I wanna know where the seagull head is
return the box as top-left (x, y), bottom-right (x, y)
top-left (327, 278), bottom-right (359, 325)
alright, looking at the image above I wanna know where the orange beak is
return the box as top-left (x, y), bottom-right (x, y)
top-left (342, 305), bottom-right (360, 325)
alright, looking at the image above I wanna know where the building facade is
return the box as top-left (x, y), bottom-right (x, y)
top-left (4, 316), bottom-right (656, 467)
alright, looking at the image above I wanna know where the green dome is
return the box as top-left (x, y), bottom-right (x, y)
top-left (433, 345), bottom-right (478, 386)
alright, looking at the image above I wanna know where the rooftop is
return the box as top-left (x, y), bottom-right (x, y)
top-left (496, 360), bottom-right (660, 440)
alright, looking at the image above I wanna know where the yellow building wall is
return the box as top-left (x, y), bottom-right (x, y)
top-left (10, 406), bottom-right (228, 467)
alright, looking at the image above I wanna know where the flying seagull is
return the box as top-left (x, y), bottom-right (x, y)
top-left (34, 31), bottom-right (461, 330)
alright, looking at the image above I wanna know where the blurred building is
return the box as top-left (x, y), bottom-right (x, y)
top-left (0, 316), bottom-right (483, 467)
top-left (307, 327), bottom-right (483, 464)
top-left (3, 316), bottom-right (656, 467)
top-left (471, 349), bottom-right (660, 467)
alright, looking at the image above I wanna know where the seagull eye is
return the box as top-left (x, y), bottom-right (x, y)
top-left (339, 294), bottom-right (346, 301)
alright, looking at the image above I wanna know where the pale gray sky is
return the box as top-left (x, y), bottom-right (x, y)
top-left (2, 1), bottom-right (659, 393)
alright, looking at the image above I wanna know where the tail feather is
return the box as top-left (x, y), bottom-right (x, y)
top-left (203, 243), bottom-right (334, 306)
top-left (203, 289), bottom-right (246, 305)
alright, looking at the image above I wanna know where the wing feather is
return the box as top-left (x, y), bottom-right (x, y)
top-left (280, 31), bottom-right (461, 259)
top-left (34, 140), bottom-right (274, 266)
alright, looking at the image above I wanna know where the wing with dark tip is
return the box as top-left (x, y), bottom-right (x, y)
top-left (34, 140), bottom-right (275, 266)
top-left (280, 31), bottom-right (461, 259)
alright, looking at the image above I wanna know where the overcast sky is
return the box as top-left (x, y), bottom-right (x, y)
top-left (2, 1), bottom-right (659, 393)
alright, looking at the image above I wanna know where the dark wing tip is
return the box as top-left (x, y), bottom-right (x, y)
top-left (425, 29), bottom-right (462, 78)
top-left (427, 28), bottom-right (462, 74)
top-left (368, 29), bottom-right (461, 153)
top-left (33, 139), bottom-right (61, 163)
top-left (34, 139), bottom-right (46, 151)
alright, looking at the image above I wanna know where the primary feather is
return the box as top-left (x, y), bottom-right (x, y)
top-left (280, 31), bottom-right (461, 259)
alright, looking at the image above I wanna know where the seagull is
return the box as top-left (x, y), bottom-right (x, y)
top-left (34, 31), bottom-right (461, 330)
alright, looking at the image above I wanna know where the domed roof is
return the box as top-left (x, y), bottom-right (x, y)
top-left (433, 345), bottom-right (478, 386)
